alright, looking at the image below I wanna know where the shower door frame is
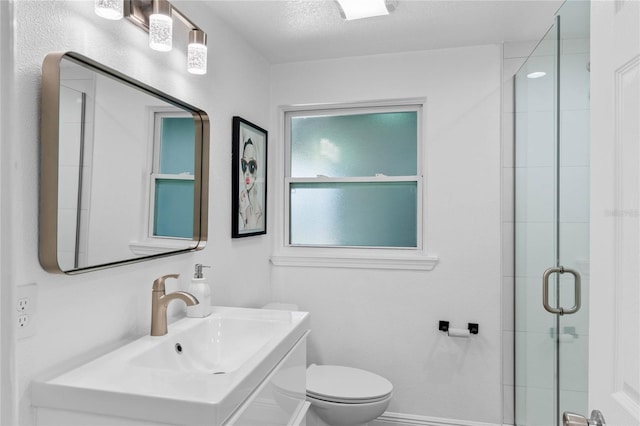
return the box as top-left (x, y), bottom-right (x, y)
top-left (514, 1), bottom-right (591, 424)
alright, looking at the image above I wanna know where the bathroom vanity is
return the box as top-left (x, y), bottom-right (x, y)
top-left (32, 307), bottom-right (310, 426)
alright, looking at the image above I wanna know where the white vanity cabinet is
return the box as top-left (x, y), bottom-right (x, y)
top-left (32, 308), bottom-right (311, 426)
top-left (225, 334), bottom-right (310, 426)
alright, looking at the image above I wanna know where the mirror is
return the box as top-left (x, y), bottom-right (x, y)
top-left (40, 52), bottom-right (209, 274)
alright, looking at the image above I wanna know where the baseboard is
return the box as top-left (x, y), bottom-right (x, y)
top-left (371, 412), bottom-right (503, 426)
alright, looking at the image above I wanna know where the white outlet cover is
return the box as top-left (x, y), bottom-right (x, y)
top-left (16, 283), bottom-right (37, 339)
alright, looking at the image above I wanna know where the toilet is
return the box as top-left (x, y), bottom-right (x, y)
top-left (306, 364), bottom-right (393, 426)
top-left (262, 304), bottom-right (393, 426)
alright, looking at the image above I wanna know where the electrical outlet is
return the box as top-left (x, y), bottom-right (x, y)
top-left (16, 312), bottom-right (36, 339)
top-left (17, 297), bottom-right (29, 312)
top-left (16, 283), bottom-right (36, 313)
top-left (17, 314), bottom-right (29, 328)
top-left (16, 283), bottom-right (37, 339)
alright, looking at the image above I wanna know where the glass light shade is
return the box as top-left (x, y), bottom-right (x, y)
top-left (336, 0), bottom-right (389, 20)
top-left (149, 14), bottom-right (173, 52)
top-left (94, 0), bottom-right (123, 20)
top-left (187, 30), bottom-right (207, 75)
top-left (187, 43), bottom-right (207, 75)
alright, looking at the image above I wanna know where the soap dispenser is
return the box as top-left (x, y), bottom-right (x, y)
top-left (186, 264), bottom-right (211, 318)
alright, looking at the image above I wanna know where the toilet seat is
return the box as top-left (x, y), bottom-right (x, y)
top-left (307, 364), bottom-right (393, 404)
top-left (307, 392), bottom-right (391, 404)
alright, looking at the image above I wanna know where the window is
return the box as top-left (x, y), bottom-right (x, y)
top-left (150, 112), bottom-right (195, 239)
top-left (285, 103), bottom-right (422, 249)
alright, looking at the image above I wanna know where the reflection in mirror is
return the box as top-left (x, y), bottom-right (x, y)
top-left (40, 52), bottom-right (209, 274)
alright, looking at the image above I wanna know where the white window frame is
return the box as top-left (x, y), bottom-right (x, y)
top-left (148, 110), bottom-right (195, 240)
top-left (271, 98), bottom-right (439, 271)
top-left (129, 108), bottom-right (195, 255)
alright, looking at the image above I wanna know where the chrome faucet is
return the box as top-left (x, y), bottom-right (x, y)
top-left (150, 274), bottom-right (199, 336)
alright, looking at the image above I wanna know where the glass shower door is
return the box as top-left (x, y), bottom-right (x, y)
top-left (514, 1), bottom-right (590, 425)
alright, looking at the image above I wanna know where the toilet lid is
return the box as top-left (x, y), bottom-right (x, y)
top-left (306, 365), bottom-right (393, 403)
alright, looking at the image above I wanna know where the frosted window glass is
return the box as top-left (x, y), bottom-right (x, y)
top-left (290, 112), bottom-right (417, 177)
top-left (160, 117), bottom-right (195, 175)
top-left (290, 182), bottom-right (417, 247)
top-left (154, 179), bottom-right (194, 238)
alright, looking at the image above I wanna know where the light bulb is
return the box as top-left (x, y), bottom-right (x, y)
top-left (187, 30), bottom-right (207, 75)
top-left (149, 0), bottom-right (173, 52)
top-left (95, 0), bottom-right (123, 20)
top-left (527, 71), bottom-right (547, 79)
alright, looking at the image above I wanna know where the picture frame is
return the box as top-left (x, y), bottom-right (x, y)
top-left (232, 116), bottom-right (268, 238)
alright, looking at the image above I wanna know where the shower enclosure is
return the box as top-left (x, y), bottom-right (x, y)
top-left (514, 1), bottom-right (591, 425)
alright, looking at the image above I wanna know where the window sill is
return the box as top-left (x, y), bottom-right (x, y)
top-left (129, 239), bottom-right (195, 255)
top-left (270, 252), bottom-right (439, 271)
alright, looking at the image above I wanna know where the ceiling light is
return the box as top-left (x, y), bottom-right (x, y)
top-left (527, 71), bottom-right (547, 79)
top-left (95, 0), bottom-right (124, 20)
top-left (149, 0), bottom-right (173, 52)
top-left (336, 0), bottom-right (397, 21)
top-left (187, 29), bottom-right (207, 75)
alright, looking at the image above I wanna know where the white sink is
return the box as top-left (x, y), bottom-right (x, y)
top-left (32, 306), bottom-right (310, 426)
top-left (130, 314), bottom-right (293, 374)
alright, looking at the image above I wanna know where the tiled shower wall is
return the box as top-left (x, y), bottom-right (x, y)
top-left (502, 41), bottom-right (538, 425)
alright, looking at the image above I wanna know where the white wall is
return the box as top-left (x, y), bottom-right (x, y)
top-left (3, 1), bottom-right (272, 424)
top-left (269, 46), bottom-right (503, 424)
top-left (0, 0), bottom-right (11, 423)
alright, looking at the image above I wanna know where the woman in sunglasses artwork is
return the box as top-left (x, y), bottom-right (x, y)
top-left (238, 138), bottom-right (263, 230)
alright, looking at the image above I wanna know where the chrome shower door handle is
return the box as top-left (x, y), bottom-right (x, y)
top-left (563, 410), bottom-right (606, 426)
top-left (542, 266), bottom-right (582, 315)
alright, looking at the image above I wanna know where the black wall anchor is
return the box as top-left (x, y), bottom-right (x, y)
top-left (438, 320), bottom-right (479, 335)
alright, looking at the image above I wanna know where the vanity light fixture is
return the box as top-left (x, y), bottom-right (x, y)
top-left (148, 0), bottom-right (173, 52)
top-left (336, 0), bottom-right (398, 21)
top-left (96, 0), bottom-right (208, 74)
top-left (95, 0), bottom-right (124, 20)
top-left (187, 29), bottom-right (208, 75)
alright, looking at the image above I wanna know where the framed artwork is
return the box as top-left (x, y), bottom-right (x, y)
top-left (232, 116), bottom-right (268, 238)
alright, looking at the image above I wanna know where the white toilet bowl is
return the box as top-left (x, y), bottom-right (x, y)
top-left (306, 364), bottom-right (393, 426)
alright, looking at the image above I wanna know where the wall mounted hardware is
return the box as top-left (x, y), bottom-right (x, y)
top-left (438, 320), bottom-right (479, 335)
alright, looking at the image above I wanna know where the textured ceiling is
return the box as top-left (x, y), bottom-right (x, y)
top-left (195, 0), bottom-right (565, 64)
